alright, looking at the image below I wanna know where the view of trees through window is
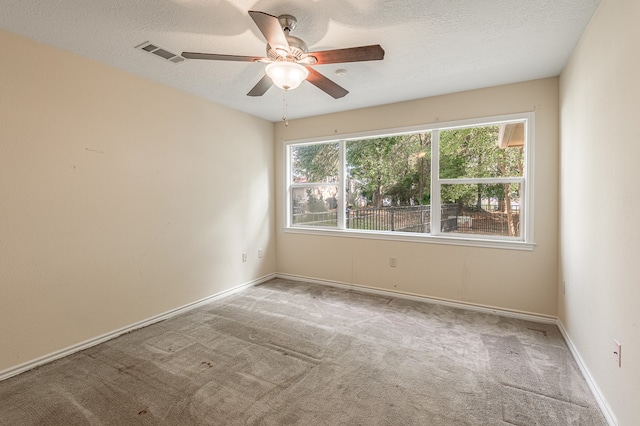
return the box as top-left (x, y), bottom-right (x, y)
top-left (289, 119), bottom-right (527, 239)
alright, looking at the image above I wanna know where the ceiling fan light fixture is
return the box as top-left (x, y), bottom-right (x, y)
top-left (265, 61), bottom-right (309, 91)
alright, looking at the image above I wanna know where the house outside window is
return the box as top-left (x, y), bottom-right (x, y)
top-left (285, 113), bottom-right (534, 249)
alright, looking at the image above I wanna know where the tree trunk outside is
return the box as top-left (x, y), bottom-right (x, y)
top-left (504, 183), bottom-right (515, 236)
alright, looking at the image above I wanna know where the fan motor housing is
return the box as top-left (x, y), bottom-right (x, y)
top-left (266, 14), bottom-right (309, 62)
top-left (266, 34), bottom-right (308, 61)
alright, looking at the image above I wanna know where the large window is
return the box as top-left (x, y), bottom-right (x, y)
top-left (286, 113), bottom-right (533, 248)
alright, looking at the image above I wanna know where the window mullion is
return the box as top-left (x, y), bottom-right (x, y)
top-left (285, 144), bottom-right (292, 228)
top-left (290, 182), bottom-right (338, 189)
top-left (438, 177), bottom-right (524, 185)
top-left (431, 130), bottom-right (441, 236)
top-left (338, 140), bottom-right (346, 229)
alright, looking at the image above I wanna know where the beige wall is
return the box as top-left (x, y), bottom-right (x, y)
top-left (0, 31), bottom-right (276, 373)
top-left (275, 78), bottom-right (559, 316)
top-left (559, 0), bottom-right (640, 423)
top-left (3, 5), bottom-right (635, 420)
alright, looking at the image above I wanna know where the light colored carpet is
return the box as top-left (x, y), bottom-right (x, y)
top-left (0, 278), bottom-right (606, 425)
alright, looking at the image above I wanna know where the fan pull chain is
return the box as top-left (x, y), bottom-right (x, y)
top-left (282, 90), bottom-right (289, 127)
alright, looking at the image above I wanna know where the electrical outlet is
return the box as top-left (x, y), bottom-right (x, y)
top-left (614, 340), bottom-right (621, 367)
top-left (390, 257), bottom-right (398, 267)
top-left (242, 253), bottom-right (247, 262)
top-left (258, 249), bottom-right (264, 259)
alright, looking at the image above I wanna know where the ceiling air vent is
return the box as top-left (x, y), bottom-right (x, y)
top-left (135, 41), bottom-right (185, 64)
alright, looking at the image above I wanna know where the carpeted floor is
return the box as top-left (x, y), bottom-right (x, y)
top-left (0, 278), bottom-right (606, 425)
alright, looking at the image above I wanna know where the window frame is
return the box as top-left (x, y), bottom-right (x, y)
top-left (284, 112), bottom-right (535, 251)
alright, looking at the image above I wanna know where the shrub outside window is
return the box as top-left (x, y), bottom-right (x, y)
top-left (285, 113), bottom-right (533, 248)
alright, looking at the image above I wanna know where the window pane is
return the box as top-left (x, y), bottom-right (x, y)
top-left (439, 123), bottom-right (524, 179)
top-left (344, 134), bottom-right (432, 234)
top-left (440, 183), bottom-right (521, 237)
top-left (346, 133), bottom-right (431, 208)
top-left (291, 186), bottom-right (339, 227)
top-left (291, 143), bottom-right (339, 184)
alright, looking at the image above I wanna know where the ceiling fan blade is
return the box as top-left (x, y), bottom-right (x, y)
top-left (306, 67), bottom-right (348, 99)
top-left (308, 45), bottom-right (385, 64)
top-left (247, 75), bottom-right (273, 97)
top-left (248, 11), bottom-right (289, 54)
top-left (182, 52), bottom-right (265, 62)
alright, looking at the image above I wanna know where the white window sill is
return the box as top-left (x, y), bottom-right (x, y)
top-left (283, 226), bottom-right (535, 251)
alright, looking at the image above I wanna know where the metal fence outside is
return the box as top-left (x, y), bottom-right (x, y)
top-left (292, 204), bottom-right (520, 237)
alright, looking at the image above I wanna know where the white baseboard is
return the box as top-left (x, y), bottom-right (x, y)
top-left (557, 321), bottom-right (619, 426)
top-left (276, 273), bottom-right (557, 324)
top-left (0, 273), bottom-right (276, 382)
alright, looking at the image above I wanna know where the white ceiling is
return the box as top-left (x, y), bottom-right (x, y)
top-left (1, 0), bottom-right (600, 122)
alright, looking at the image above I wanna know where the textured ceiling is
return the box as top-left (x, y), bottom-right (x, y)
top-left (1, 0), bottom-right (600, 122)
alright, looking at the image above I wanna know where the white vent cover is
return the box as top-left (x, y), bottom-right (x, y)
top-left (135, 41), bottom-right (185, 64)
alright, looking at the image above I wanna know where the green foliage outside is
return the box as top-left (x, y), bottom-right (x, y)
top-left (439, 126), bottom-right (523, 210)
top-left (346, 134), bottom-right (431, 207)
top-left (291, 143), bottom-right (339, 183)
top-left (292, 126), bottom-right (523, 214)
top-left (305, 189), bottom-right (327, 212)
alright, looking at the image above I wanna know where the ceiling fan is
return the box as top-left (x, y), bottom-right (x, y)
top-left (182, 10), bottom-right (385, 99)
